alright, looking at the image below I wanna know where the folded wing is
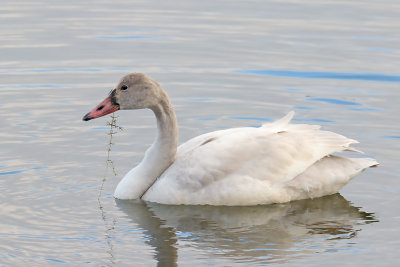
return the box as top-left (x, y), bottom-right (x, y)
top-left (142, 112), bottom-right (377, 205)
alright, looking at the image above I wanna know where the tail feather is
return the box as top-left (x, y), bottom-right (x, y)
top-left (287, 155), bottom-right (379, 201)
top-left (350, 157), bottom-right (379, 168)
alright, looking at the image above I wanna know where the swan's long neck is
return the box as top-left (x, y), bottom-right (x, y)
top-left (152, 97), bottom-right (179, 162)
top-left (114, 92), bottom-right (178, 199)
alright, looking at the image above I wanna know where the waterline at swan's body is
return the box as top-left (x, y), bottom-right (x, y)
top-left (83, 73), bottom-right (378, 206)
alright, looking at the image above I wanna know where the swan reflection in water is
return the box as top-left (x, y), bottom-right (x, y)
top-left (115, 194), bottom-right (377, 265)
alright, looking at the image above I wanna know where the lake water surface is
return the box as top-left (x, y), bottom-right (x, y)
top-left (1, 0), bottom-right (399, 266)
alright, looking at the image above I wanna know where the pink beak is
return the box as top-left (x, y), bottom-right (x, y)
top-left (82, 90), bottom-right (120, 121)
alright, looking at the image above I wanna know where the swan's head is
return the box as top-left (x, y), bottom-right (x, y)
top-left (83, 73), bottom-right (163, 121)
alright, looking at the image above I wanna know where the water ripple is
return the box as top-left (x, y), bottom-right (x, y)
top-left (0, 166), bottom-right (46, 176)
top-left (307, 98), bottom-right (362, 106)
top-left (95, 35), bottom-right (157, 39)
top-left (236, 69), bottom-right (400, 82)
top-left (229, 116), bottom-right (272, 122)
top-left (0, 67), bottom-right (130, 74)
top-left (294, 118), bottom-right (335, 123)
top-left (381, 135), bottom-right (400, 139)
top-left (294, 106), bottom-right (316, 110)
top-left (46, 258), bottom-right (66, 264)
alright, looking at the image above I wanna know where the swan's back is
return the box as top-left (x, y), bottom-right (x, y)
top-left (142, 112), bottom-right (378, 205)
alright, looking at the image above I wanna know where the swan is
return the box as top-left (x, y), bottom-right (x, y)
top-left (83, 73), bottom-right (378, 206)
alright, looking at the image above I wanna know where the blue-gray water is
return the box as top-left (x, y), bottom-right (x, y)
top-left (1, 0), bottom-right (399, 266)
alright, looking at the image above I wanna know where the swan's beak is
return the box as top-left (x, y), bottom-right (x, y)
top-left (82, 93), bottom-right (120, 121)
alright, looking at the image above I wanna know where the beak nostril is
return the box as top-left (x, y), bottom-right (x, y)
top-left (83, 94), bottom-right (119, 122)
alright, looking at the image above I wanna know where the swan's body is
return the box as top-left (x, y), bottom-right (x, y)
top-left (83, 73), bottom-right (378, 206)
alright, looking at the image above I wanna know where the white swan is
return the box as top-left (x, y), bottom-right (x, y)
top-left (83, 73), bottom-right (378, 206)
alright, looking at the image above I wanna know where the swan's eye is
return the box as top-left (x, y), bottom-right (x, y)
top-left (121, 85), bottom-right (128, 91)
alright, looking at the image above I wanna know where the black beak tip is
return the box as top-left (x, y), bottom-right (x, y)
top-left (82, 112), bottom-right (92, 121)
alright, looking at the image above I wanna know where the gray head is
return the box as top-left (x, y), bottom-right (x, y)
top-left (113, 73), bottom-right (164, 110)
top-left (83, 73), bottom-right (164, 121)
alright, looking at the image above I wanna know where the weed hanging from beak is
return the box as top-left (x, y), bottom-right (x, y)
top-left (97, 112), bottom-right (123, 266)
top-left (105, 113), bottom-right (124, 177)
top-left (98, 113), bottom-right (124, 199)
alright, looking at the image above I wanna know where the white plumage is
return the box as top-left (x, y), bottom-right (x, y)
top-left (83, 73), bottom-right (378, 206)
top-left (142, 111), bottom-right (377, 205)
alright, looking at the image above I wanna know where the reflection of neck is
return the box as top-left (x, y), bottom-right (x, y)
top-left (114, 92), bottom-right (178, 199)
top-left (115, 200), bottom-right (178, 267)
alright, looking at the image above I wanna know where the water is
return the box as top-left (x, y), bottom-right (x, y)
top-left (1, 0), bottom-right (399, 266)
